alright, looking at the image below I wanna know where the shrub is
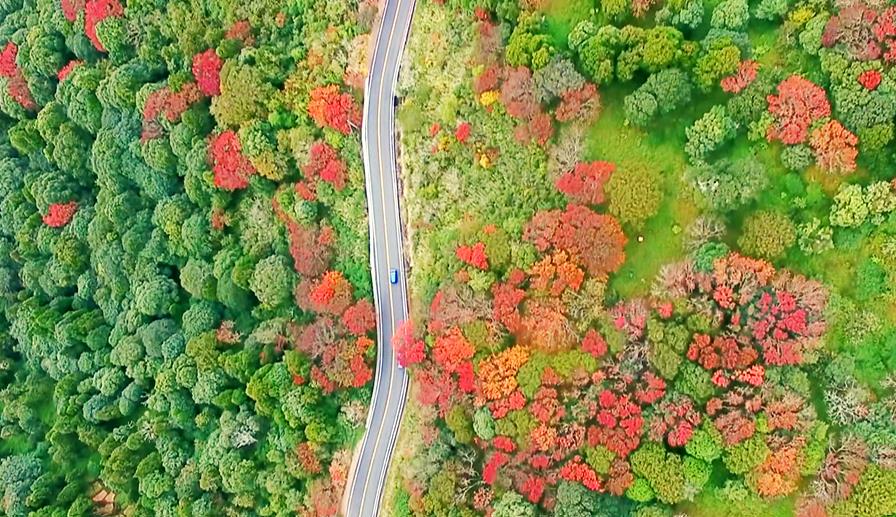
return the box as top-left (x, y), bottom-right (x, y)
top-left (606, 164), bottom-right (663, 229)
top-left (738, 210), bottom-right (796, 259)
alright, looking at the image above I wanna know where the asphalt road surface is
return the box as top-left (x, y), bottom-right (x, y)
top-left (344, 0), bottom-right (415, 515)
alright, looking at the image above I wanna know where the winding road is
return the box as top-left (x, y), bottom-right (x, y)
top-left (344, 0), bottom-right (416, 515)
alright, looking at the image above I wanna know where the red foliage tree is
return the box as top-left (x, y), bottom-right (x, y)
top-left (582, 329), bottom-right (608, 358)
top-left (216, 320), bottom-right (241, 344)
top-left (456, 242), bottom-right (489, 270)
top-left (530, 386), bottom-right (565, 425)
top-left (0, 43), bottom-right (16, 78)
top-left (721, 60), bottom-right (759, 94)
top-left (858, 69), bottom-right (882, 90)
top-left (488, 389), bottom-right (527, 419)
top-left (523, 112), bottom-right (555, 147)
top-left (492, 436), bottom-right (516, 452)
top-left (823, 4), bottom-right (896, 62)
top-left (61, 0), bottom-right (86, 22)
top-left (304, 476), bottom-right (341, 517)
top-left (687, 333), bottom-right (759, 378)
top-left (587, 390), bottom-right (644, 457)
top-left (492, 274), bottom-right (527, 333)
top-left (84, 0), bottom-right (124, 52)
top-left (305, 270), bottom-right (354, 315)
top-left (43, 201), bottom-right (78, 228)
top-left (500, 67), bottom-right (538, 120)
top-left (455, 121), bottom-right (471, 143)
top-left (0, 43), bottom-right (35, 110)
top-left (472, 487), bottom-right (493, 511)
top-left (271, 205), bottom-right (332, 277)
top-left (307, 85), bottom-right (361, 135)
top-left (294, 320), bottom-right (373, 393)
top-left (764, 392), bottom-right (807, 431)
top-left (296, 442), bottom-right (323, 474)
top-left (706, 388), bottom-right (762, 445)
top-left (432, 326), bottom-right (476, 373)
top-left (555, 161), bottom-right (614, 205)
top-left (528, 250), bottom-right (584, 296)
top-left (521, 475), bottom-right (545, 503)
top-left (303, 141), bottom-right (347, 190)
top-left (57, 60), bottom-right (82, 81)
top-left (143, 83), bottom-right (203, 138)
top-left (349, 344), bottom-right (374, 387)
top-left (766, 75), bottom-right (831, 145)
top-left (559, 456), bottom-right (603, 490)
top-left (523, 204), bottom-right (627, 278)
top-left (648, 396), bottom-right (702, 447)
top-left (632, 371), bottom-right (666, 405)
top-left (208, 130), bottom-right (256, 190)
top-left (483, 452), bottom-right (509, 485)
top-left (192, 49), bottom-right (223, 96)
top-left (474, 65), bottom-right (501, 94)
top-left (342, 299), bottom-right (376, 336)
top-left (809, 119), bottom-right (858, 175)
top-left (393, 320), bottom-right (426, 367)
top-left (555, 83), bottom-right (600, 123)
top-left (6, 75), bottom-right (36, 110)
top-left (226, 20), bottom-right (256, 46)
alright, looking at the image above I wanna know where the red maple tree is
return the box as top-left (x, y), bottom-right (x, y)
top-left (858, 69), bottom-right (882, 90)
top-left (455, 122), bottom-right (471, 143)
top-left (555, 83), bottom-right (600, 123)
top-left (43, 201), bottom-right (78, 228)
top-left (394, 320), bottom-right (426, 367)
top-left (523, 204), bottom-right (627, 278)
top-left (456, 242), bottom-right (489, 270)
top-left (192, 49), bottom-right (223, 96)
top-left (84, 0), bottom-right (124, 52)
top-left (305, 271), bottom-right (354, 315)
top-left (57, 60), bottom-right (82, 81)
top-left (721, 60), bottom-right (759, 93)
top-left (304, 141), bottom-right (347, 190)
top-left (61, 0), bottom-right (86, 22)
top-left (555, 161), bottom-right (614, 205)
top-left (500, 67), bottom-right (538, 120)
top-left (142, 83), bottom-right (203, 139)
top-left (226, 20), bottom-right (256, 46)
top-left (766, 75), bottom-right (831, 145)
top-left (208, 130), bottom-right (257, 190)
top-left (0, 43), bottom-right (35, 110)
top-left (432, 326), bottom-right (475, 373)
top-left (342, 299), bottom-right (376, 336)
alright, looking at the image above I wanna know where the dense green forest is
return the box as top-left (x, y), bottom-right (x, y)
top-left (0, 0), bottom-right (379, 515)
top-left (389, 0), bottom-right (896, 515)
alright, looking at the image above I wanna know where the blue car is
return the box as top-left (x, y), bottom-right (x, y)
top-left (389, 269), bottom-right (399, 285)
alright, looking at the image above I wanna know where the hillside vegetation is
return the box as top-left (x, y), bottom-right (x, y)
top-left (0, 0), bottom-right (380, 515)
top-left (390, 0), bottom-right (896, 515)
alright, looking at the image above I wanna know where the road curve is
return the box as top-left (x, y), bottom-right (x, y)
top-left (344, 0), bottom-right (416, 515)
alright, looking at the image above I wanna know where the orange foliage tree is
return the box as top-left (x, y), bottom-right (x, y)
top-left (809, 119), bottom-right (859, 174)
top-left (476, 346), bottom-right (530, 401)
top-left (307, 84), bottom-right (362, 134)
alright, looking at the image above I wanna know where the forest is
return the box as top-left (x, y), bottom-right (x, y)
top-left (388, 0), bottom-right (896, 515)
top-left (0, 0), bottom-right (380, 515)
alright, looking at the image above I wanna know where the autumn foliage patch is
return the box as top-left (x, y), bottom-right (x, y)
top-left (208, 130), bottom-right (257, 190)
top-left (307, 85), bottom-right (362, 134)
